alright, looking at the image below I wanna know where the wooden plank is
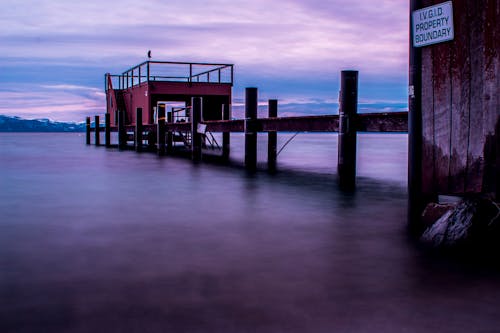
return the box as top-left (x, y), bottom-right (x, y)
top-left (466, 0), bottom-right (486, 192)
top-left (420, 40), bottom-right (435, 195)
top-left (482, 0), bottom-right (500, 195)
top-left (259, 115), bottom-right (339, 132)
top-left (448, 0), bottom-right (471, 194)
top-left (432, 36), bottom-right (452, 193)
top-left (152, 113), bottom-right (406, 134)
top-left (356, 112), bottom-right (408, 132)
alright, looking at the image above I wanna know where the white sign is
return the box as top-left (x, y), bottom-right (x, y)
top-left (412, 1), bottom-right (454, 47)
top-left (197, 123), bottom-right (207, 134)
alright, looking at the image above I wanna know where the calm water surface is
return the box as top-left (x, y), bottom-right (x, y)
top-left (1, 133), bottom-right (499, 332)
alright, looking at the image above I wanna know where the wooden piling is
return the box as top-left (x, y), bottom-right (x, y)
top-left (86, 117), bottom-right (91, 145)
top-left (191, 97), bottom-right (202, 162)
top-left (166, 111), bottom-right (173, 155)
top-left (408, 0), bottom-right (424, 229)
top-left (222, 103), bottom-right (231, 161)
top-left (135, 108), bottom-right (143, 152)
top-left (94, 115), bottom-right (100, 146)
top-left (337, 71), bottom-right (358, 191)
top-left (267, 99), bottom-right (278, 172)
top-left (157, 104), bottom-right (166, 156)
top-left (105, 113), bottom-right (111, 147)
top-left (245, 87), bottom-right (258, 171)
top-left (118, 110), bottom-right (126, 150)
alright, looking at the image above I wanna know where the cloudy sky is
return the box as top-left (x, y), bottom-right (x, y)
top-left (0, 0), bottom-right (409, 121)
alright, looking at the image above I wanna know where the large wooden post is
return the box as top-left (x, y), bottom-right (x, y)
top-left (337, 70), bottom-right (358, 191)
top-left (86, 117), bottom-right (91, 145)
top-left (191, 97), bottom-right (202, 162)
top-left (222, 103), bottom-right (231, 161)
top-left (94, 115), bottom-right (100, 146)
top-left (157, 104), bottom-right (166, 156)
top-left (166, 111), bottom-right (173, 155)
top-left (408, 0), bottom-right (424, 230)
top-left (267, 99), bottom-right (278, 172)
top-left (118, 110), bottom-right (126, 150)
top-left (135, 108), bottom-right (143, 152)
top-left (105, 113), bottom-right (111, 147)
top-left (245, 87), bottom-right (258, 171)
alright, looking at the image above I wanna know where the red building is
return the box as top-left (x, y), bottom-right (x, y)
top-left (105, 61), bottom-right (233, 125)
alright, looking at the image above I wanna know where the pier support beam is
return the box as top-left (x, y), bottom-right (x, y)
top-left (191, 97), bottom-right (202, 162)
top-left (118, 110), bottom-right (126, 150)
top-left (338, 70), bottom-right (358, 191)
top-left (86, 117), bottom-right (91, 145)
top-left (268, 99), bottom-right (278, 172)
top-left (222, 103), bottom-right (231, 162)
top-left (408, 0), bottom-right (424, 231)
top-left (94, 115), bottom-right (100, 146)
top-left (157, 104), bottom-right (166, 156)
top-left (135, 108), bottom-right (143, 152)
top-left (167, 111), bottom-right (173, 155)
top-left (105, 113), bottom-right (111, 147)
top-left (245, 87), bottom-right (258, 171)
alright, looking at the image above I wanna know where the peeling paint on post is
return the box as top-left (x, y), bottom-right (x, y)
top-left (191, 97), bottom-right (202, 162)
top-left (86, 117), bottom-right (91, 145)
top-left (222, 103), bottom-right (231, 161)
top-left (268, 99), bottom-right (278, 172)
top-left (245, 88), bottom-right (258, 171)
top-left (105, 113), bottom-right (111, 147)
top-left (94, 115), bottom-right (100, 146)
top-left (157, 104), bottom-right (166, 156)
top-left (118, 110), bottom-right (126, 150)
top-left (338, 71), bottom-right (358, 191)
top-left (167, 111), bottom-right (173, 155)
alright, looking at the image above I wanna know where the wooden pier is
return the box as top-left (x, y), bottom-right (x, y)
top-left (87, 63), bottom-right (408, 191)
top-left (87, 0), bottom-right (499, 233)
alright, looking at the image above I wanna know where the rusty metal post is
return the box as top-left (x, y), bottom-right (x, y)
top-left (338, 71), bottom-right (358, 191)
top-left (245, 87), bottom-right (258, 171)
top-left (86, 117), bottom-right (91, 145)
top-left (191, 97), bottom-right (202, 162)
top-left (222, 103), bottom-right (231, 161)
top-left (268, 99), bottom-right (278, 172)
top-left (135, 108), bottom-right (142, 152)
top-left (94, 115), bottom-right (100, 146)
top-left (118, 110), bottom-right (126, 150)
top-left (157, 104), bottom-right (166, 156)
top-left (105, 113), bottom-right (111, 147)
top-left (166, 111), bottom-right (173, 155)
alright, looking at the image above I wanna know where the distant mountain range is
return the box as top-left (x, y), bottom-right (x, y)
top-left (0, 115), bottom-right (85, 132)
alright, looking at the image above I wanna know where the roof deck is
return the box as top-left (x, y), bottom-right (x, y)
top-left (106, 61), bottom-right (234, 91)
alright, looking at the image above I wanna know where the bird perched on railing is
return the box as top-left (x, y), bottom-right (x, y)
top-left (147, 50), bottom-right (152, 59)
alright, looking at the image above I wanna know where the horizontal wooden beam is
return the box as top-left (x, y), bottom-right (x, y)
top-left (91, 112), bottom-right (408, 133)
top-left (356, 112), bottom-right (408, 132)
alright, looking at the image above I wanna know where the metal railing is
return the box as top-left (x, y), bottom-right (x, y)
top-left (105, 61), bottom-right (234, 91)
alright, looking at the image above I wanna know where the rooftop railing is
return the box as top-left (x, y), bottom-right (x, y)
top-left (106, 61), bottom-right (234, 91)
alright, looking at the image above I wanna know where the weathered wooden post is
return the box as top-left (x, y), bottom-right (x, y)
top-left (94, 115), bottom-right (100, 146)
top-left (166, 111), bottom-right (173, 155)
top-left (268, 99), bottom-right (278, 172)
top-left (222, 103), bottom-right (231, 161)
top-left (245, 87), bottom-right (258, 171)
top-left (157, 104), bottom-right (166, 156)
top-left (408, 0), bottom-right (423, 229)
top-left (337, 70), bottom-right (358, 191)
top-left (105, 113), bottom-right (111, 147)
top-left (191, 97), bottom-right (202, 162)
top-left (86, 117), bottom-right (91, 145)
top-left (118, 110), bottom-right (126, 150)
top-left (135, 107), bottom-right (143, 152)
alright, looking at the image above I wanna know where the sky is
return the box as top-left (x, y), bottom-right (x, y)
top-left (0, 0), bottom-right (409, 122)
